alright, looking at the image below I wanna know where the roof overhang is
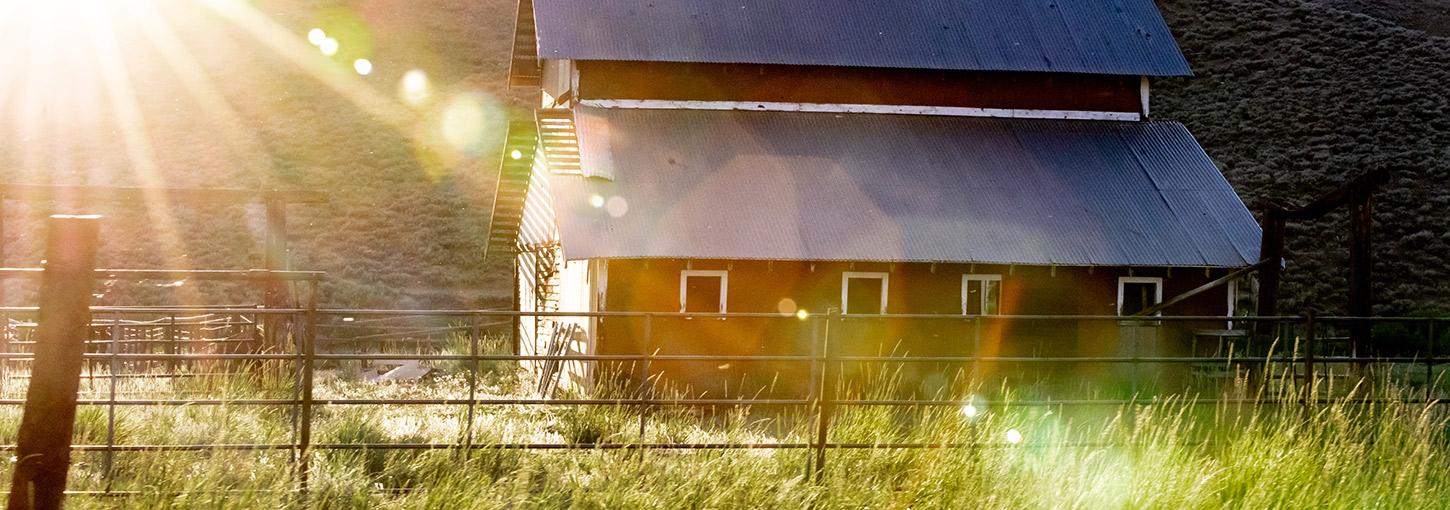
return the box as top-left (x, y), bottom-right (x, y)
top-left (547, 107), bottom-right (1259, 267)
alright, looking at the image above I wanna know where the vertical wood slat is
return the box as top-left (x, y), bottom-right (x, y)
top-left (7, 215), bottom-right (100, 510)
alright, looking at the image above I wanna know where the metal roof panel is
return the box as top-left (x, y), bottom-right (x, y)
top-left (552, 107), bottom-right (1258, 266)
top-left (532, 0), bottom-right (1192, 76)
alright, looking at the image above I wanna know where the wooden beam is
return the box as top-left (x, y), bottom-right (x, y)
top-left (0, 185), bottom-right (327, 205)
top-left (1280, 170), bottom-right (1390, 220)
top-left (1254, 170), bottom-right (1390, 325)
top-left (7, 216), bottom-right (99, 510)
top-left (1134, 259), bottom-right (1274, 317)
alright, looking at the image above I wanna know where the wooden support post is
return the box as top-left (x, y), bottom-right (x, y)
top-left (1256, 208), bottom-right (1286, 322)
top-left (1348, 186), bottom-right (1373, 356)
top-left (7, 215), bottom-right (100, 510)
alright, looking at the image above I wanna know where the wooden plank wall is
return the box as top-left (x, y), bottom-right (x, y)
top-left (578, 62), bottom-right (1142, 113)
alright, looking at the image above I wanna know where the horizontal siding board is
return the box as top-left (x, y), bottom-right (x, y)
top-left (576, 63), bottom-right (1143, 112)
top-left (550, 107), bottom-right (1257, 266)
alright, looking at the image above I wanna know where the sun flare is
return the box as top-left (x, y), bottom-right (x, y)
top-left (0, 0), bottom-right (425, 306)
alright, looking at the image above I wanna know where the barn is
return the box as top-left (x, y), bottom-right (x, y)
top-left (488, 0), bottom-right (1262, 396)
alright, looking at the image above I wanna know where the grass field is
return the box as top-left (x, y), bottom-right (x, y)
top-left (0, 355), bottom-right (1448, 509)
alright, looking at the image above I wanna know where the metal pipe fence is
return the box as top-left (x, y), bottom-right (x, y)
top-left (0, 306), bottom-right (1445, 492)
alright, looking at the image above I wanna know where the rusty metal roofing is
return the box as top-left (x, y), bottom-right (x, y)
top-left (547, 107), bottom-right (1259, 267)
top-left (530, 0), bottom-right (1191, 76)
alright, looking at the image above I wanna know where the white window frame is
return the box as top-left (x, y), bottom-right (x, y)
top-left (1227, 278), bottom-right (1253, 330)
top-left (961, 275), bottom-right (1003, 315)
top-left (841, 272), bottom-right (889, 314)
top-left (679, 270), bottom-right (728, 314)
top-left (1227, 279), bottom-right (1239, 330)
top-left (1117, 276), bottom-right (1164, 316)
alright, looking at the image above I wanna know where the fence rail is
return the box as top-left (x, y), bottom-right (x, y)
top-left (0, 306), bottom-right (1445, 493)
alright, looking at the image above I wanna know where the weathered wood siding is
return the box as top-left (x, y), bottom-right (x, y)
top-left (594, 259), bottom-right (1235, 397)
top-left (515, 165), bottom-right (596, 395)
top-left (577, 62), bottom-right (1142, 113)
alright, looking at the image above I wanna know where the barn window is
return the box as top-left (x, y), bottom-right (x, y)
top-left (842, 272), bottom-right (888, 314)
top-left (680, 270), bottom-right (728, 313)
top-left (961, 275), bottom-right (1002, 315)
top-left (1118, 277), bottom-right (1163, 316)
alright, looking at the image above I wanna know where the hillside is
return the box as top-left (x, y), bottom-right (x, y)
top-left (0, 0), bottom-right (529, 308)
top-left (1, 0), bottom-right (1448, 313)
top-left (1155, 0), bottom-right (1450, 314)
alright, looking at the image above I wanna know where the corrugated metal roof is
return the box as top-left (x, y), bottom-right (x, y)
top-left (531, 0), bottom-right (1192, 76)
top-left (548, 107), bottom-right (1259, 267)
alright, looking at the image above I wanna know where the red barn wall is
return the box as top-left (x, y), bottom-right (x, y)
top-left (577, 62), bottom-right (1142, 113)
top-left (597, 258), bottom-right (1235, 397)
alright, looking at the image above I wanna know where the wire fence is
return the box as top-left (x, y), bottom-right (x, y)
top-left (0, 306), bottom-right (1445, 492)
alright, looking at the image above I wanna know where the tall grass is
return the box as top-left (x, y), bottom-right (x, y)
top-left (4, 360), bottom-right (1450, 508)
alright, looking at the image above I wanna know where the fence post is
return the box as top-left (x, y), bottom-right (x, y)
top-left (104, 313), bottom-right (120, 490)
top-left (166, 315), bottom-right (177, 374)
top-left (813, 308), bottom-right (837, 483)
top-left (1303, 312), bottom-right (1316, 409)
top-left (463, 314), bottom-right (479, 460)
top-left (1, 307), bottom-right (9, 395)
top-left (298, 285), bottom-right (317, 492)
top-left (1427, 319), bottom-right (1436, 402)
top-left (1127, 319), bottom-right (1140, 435)
top-left (7, 215), bottom-right (99, 510)
top-left (288, 310), bottom-right (302, 478)
top-left (971, 316), bottom-right (982, 384)
top-left (808, 316), bottom-right (820, 401)
top-left (639, 314), bottom-right (652, 462)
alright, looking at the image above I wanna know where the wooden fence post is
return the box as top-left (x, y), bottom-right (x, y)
top-left (7, 215), bottom-right (100, 510)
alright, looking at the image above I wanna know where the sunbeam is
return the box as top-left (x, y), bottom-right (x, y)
top-left (0, 2), bottom-right (20, 108)
top-left (82, 1), bottom-right (204, 306)
top-left (127, 0), bottom-right (274, 179)
top-left (10, 2), bottom-right (62, 186)
top-left (0, 0), bottom-right (460, 307)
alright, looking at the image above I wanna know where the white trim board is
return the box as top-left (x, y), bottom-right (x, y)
top-left (1139, 76), bottom-right (1151, 118)
top-left (580, 99), bottom-right (1142, 121)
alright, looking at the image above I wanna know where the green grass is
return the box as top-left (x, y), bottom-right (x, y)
top-left (2, 360), bottom-right (1450, 508)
